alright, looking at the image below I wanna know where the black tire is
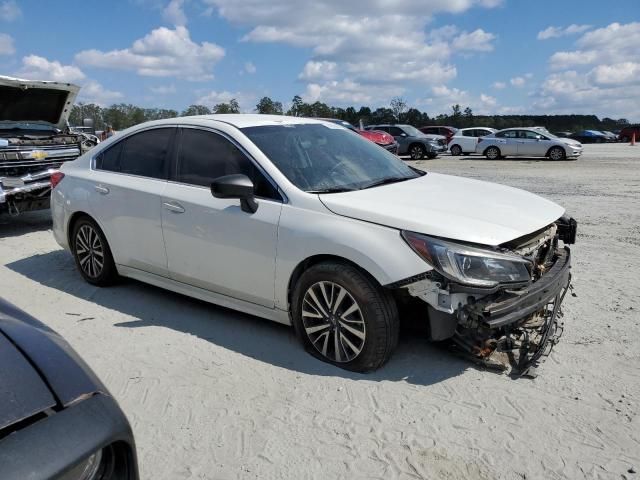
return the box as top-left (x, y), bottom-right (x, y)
top-left (291, 261), bottom-right (399, 373)
top-left (548, 146), bottom-right (566, 161)
top-left (427, 153), bottom-right (437, 159)
top-left (71, 216), bottom-right (117, 286)
top-left (409, 144), bottom-right (425, 160)
top-left (485, 146), bottom-right (501, 160)
top-left (450, 144), bottom-right (462, 156)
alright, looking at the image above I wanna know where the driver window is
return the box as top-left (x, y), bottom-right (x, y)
top-left (388, 127), bottom-right (404, 136)
top-left (176, 128), bottom-right (280, 200)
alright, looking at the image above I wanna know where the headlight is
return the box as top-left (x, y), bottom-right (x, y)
top-left (59, 449), bottom-right (103, 480)
top-left (402, 231), bottom-right (532, 288)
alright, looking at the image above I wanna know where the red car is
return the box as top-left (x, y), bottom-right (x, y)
top-left (419, 126), bottom-right (458, 143)
top-left (321, 119), bottom-right (398, 154)
top-left (619, 125), bottom-right (640, 142)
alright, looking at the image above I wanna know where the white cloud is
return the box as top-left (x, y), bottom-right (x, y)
top-left (480, 93), bottom-right (497, 107)
top-left (0, 0), bottom-right (21, 21)
top-left (492, 81), bottom-right (506, 89)
top-left (0, 32), bottom-right (14, 55)
top-left (78, 81), bottom-right (124, 105)
top-left (76, 26), bottom-right (225, 81)
top-left (244, 61), bottom-right (256, 74)
top-left (163, 0), bottom-right (187, 26)
top-left (150, 84), bottom-right (177, 94)
top-left (451, 28), bottom-right (496, 52)
top-left (17, 55), bottom-right (86, 83)
top-left (203, 0), bottom-right (500, 105)
top-left (537, 24), bottom-right (591, 40)
top-left (304, 79), bottom-right (405, 105)
top-left (539, 22), bottom-right (640, 118)
top-left (510, 76), bottom-right (526, 87)
top-left (422, 85), bottom-right (498, 114)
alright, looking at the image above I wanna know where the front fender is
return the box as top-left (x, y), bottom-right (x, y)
top-left (274, 204), bottom-right (429, 310)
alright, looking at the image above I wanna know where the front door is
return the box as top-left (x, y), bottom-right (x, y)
top-left (161, 127), bottom-right (283, 308)
top-left (516, 130), bottom-right (551, 157)
top-left (89, 127), bottom-right (175, 276)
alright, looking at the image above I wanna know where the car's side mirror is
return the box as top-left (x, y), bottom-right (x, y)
top-left (211, 174), bottom-right (258, 214)
top-left (400, 133), bottom-right (407, 137)
top-left (535, 135), bottom-right (542, 140)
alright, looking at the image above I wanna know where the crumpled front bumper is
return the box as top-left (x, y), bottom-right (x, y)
top-left (0, 168), bottom-right (56, 214)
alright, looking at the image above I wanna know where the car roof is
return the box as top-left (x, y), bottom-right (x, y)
top-left (129, 114), bottom-right (332, 130)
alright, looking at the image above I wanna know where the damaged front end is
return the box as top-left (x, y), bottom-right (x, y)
top-left (396, 217), bottom-right (576, 376)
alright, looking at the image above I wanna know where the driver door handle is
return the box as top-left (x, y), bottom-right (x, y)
top-left (163, 201), bottom-right (185, 214)
top-left (94, 185), bottom-right (110, 195)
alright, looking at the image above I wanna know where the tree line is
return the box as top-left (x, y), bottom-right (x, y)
top-left (69, 95), bottom-right (630, 134)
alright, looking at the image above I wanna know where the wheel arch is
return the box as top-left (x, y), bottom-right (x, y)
top-left (546, 145), bottom-right (566, 159)
top-left (287, 255), bottom-right (381, 311)
top-left (484, 145), bottom-right (501, 157)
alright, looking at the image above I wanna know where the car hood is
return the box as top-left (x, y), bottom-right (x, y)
top-left (559, 138), bottom-right (582, 147)
top-left (358, 129), bottom-right (395, 145)
top-left (0, 75), bottom-right (80, 130)
top-left (319, 173), bottom-right (565, 246)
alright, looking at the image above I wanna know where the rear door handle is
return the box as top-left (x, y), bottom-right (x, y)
top-left (163, 201), bottom-right (185, 214)
top-left (94, 185), bottom-right (110, 195)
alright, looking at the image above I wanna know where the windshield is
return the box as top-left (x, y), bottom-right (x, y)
top-left (401, 125), bottom-right (424, 137)
top-left (242, 123), bottom-right (421, 193)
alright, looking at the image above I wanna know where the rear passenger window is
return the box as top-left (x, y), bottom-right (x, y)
top-left (96, 141), bottom-right (123, 171)
top-left (119, 128), bottom-right (173, 179)
top-left (177, 128), bottom-right (280, 200)
top-left (463, 130), bottom-right (474, 137)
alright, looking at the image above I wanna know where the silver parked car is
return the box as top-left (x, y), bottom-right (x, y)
top-left (476, 128), bottom-right (583, 160)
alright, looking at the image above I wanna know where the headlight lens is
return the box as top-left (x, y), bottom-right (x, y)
top-left (402, 231), bottom-right (532, 287)
top-left (59, 449), bottom-right (103, 480)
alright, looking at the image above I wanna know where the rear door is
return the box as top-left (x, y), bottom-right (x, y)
top-left (161, 127), bottom-right (283, 307)
top-left (89, 127), bottom-right (175, 276)
top-left (494, 130), bottom-right (518, 155)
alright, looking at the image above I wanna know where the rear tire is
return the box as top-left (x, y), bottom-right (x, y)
top-left (450, 144), bottom-right (462, 156)
top-left (71, 217), bottom-right (117, 286)
top-left (485, 146), bottom-right (501, 160)
top-left (291, 262), bottom-right (399, 372)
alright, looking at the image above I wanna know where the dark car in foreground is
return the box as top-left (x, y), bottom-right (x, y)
top-left (0, 298), bottom-right (138, 480)
top-left (366, 124), bottom-right (446, 159)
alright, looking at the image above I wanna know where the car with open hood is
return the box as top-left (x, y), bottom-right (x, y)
top-left (0, 297), bottom-right (138, 479)
top-left (0, 76), bottom-right (84, 216)
top-left (476, 128), bottom-right (583, 160)
top-left (52, 115), bottom-right (576, 376)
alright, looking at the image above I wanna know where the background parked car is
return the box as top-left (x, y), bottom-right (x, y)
top-left (477, 128), bottom-right (583, 160)
top-left (552, 131), bottom-right (573, 138)
top-left (419, 126), bottom-right (457, 143)
top-left (366, 124), bottom-right (445, 159)
top-left (0, 298), bottom-right (139, 479)
top-left (448, 127), bottom-right (497, 156)
top-left (599, 131), bottom-right (618, 142)
top-left (569, 130), bottom-right (611, 144)
top-left (618, 125), bottom-right (640, 142)
top-left (318, 118), bottom-right (398, 154)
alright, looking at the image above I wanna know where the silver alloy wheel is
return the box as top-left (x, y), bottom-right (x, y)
top-left (450, 144), bottom-right (462, 156)
top-left (486, 147), bottom-right (499, 159)
top-left (549, 147), bottom-right (565, 161)
top-left (301, 281), bottom-right (366, 363)
top-left (410, 145), bottom-right (424, 160)
top-left (75, 224), bottom-right (104, 279)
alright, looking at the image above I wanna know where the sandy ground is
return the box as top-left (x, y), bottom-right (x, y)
top-left (1, 144), bottom-right (639, 479)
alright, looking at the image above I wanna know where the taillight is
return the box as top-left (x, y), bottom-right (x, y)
top-left (50, 172), bottom-right (65, 188)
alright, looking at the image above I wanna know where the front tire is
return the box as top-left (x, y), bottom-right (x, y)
top-left (291, 262), bottom-right (399, 372)
top-left (548, 146), bottom-right (566, 161)
top-left (72, 217), bottom-right (117, 286)
top-left (409, 144), bottom-right (425, 160)
top-left (485, 146), bottom-right (501, 160)
top-left (450, 144), bottom-right (462, 156)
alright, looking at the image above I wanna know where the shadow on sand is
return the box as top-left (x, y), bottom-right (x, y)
top-left (7, 249), bottom-right (474, 386)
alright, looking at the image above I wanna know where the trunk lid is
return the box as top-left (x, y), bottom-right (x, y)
top-left (319, 173), bottom-right (565, 246)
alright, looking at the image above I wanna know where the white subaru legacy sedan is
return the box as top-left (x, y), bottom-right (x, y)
top-left (52, 115), bottom-right (576, 375)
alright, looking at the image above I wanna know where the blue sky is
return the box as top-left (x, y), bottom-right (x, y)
top-left (1, 0), bottom-right (638, 120)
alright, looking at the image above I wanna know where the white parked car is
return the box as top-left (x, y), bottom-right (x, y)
top-left (52, 115), bottom-right (576, 375)
top-left (476, 128), bottom-right (583, 160)
top-left (448, 127), bottom-right (497, 156)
